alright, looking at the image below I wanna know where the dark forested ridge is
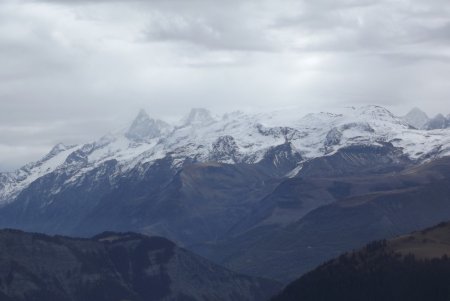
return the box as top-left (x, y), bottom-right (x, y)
top-left (272, 222), bottom-right (450, 301)
top-left (0, 229), bottom-right (281, 301)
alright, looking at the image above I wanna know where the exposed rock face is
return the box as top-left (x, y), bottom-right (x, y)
top-left (324, 127), bottom-right (342, 147)
top-left (0, 230), bottom-right (281, 301)
top-left (256, 142), bottom-right (303, 177)
top-left (210, 135), bottom-right (240, 163)
top-left (298, 143), bottom-right (411, 177)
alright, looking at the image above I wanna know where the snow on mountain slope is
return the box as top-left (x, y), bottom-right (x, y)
top-left (0, 105), bottom-right (449, 206)
top-left (0, 143), bottom-right (78, 204)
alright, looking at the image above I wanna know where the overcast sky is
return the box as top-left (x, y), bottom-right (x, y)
top-left (1, 0), bottom-right (450, 171)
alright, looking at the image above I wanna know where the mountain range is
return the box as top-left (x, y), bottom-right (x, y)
top-left (0, 104), bottom-right (449, 285)
top-left (1, 105), bottom-right (449, 207)
top-left (197, 155), bottom-right (450, 282)
top-left (402, 107), bottom-right (450, 130)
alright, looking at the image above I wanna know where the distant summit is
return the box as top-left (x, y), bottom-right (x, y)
top-left (181, 108), bottom-right (216, 127)
top-left (401, 108), bottom-right (450, 130)
top-left (424, 113), bottom-right (450, 130)
top-left (402, 107), bottom-right (429, 129)
top-left (125, 109), bottom-right (171, 141)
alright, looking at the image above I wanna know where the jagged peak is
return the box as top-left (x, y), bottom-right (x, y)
top-left (134, 108), bottom-right (150, 122)
top-left (406, 107), bottom-right (428, 117)
top-left (129, 109), bottom-right (161, 130)
top-left (181, 108), bottom-right (216, 127)
top-left (424, 113), bottom-right (449, 130)
top-left (428, 113), bottom-right (447, 125)
top-left (402, 107), bottom-right (430, 129)
top-left (126, 109), bottom-right (170, 141)
top-left (41, 143), bottom-right (75, 162)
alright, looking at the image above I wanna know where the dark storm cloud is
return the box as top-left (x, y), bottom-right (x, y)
top-left (0, 0), bottom-right (450, 170)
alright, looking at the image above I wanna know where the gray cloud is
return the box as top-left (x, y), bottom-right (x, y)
top-left (144, 13), bottom-right (275, 52)
top-left (0, 0), bottom-right (449, 171)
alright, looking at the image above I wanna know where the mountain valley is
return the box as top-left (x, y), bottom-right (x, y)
top-left (0, 105), bottom-right (449, 287)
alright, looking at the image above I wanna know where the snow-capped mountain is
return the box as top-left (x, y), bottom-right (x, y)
top-left (180, 107), bottom-right (218, 127)
top-left (424, 113), bottom-right (450, 130)
top-left (1, 104), bottom-right (450, 284)
top-left (125, 109), bottom-right (172, 141)
top-left (0, 143), bottom-right (77, 204)
top-left (402, 107), bottom-right (430, 129)
top-left (1, 105), bottom-right (449, 206)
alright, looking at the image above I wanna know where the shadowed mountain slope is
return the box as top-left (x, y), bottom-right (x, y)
top-left (0, 229), bottom-right (281, 301)
top-left (195, 156), bottom-right (450, 283)
top-left (272, 221), bottom-right (450, 301)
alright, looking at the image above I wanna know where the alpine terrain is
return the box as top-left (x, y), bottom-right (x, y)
top-left (0, 105), bottom-right (449, 283)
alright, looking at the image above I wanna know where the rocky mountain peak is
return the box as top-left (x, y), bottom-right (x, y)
top-left (402, 107), bottom-right (430, 129)
top-left (133, 108), bottom-right (150, 123)
top-left (181, 108), bottom-right (216, 127)
top-left (425, 113), bottom-right (450, 130)
top-left (126, 109), bottom-right (170, 141)
top-left (210, 135), bottom-right (240, 163)
top-left (324, 127), bottom-right (342, 148)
